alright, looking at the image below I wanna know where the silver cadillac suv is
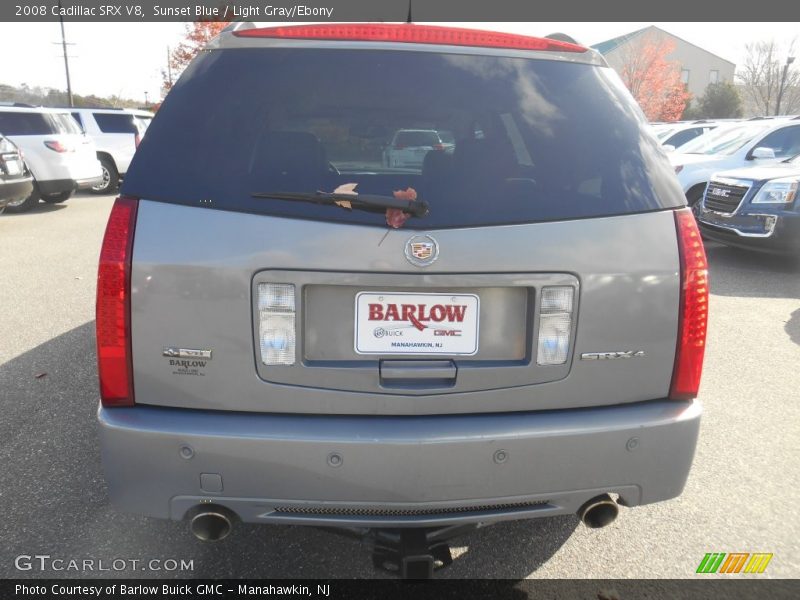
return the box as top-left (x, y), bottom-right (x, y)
top-left (96, 23), bottom-right (708, 577)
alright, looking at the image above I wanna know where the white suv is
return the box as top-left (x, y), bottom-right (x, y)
top-left (382, 129), bottom-right (454, 169)
top-left (0, 106), bottom-right (103, 212)
top-left (70, 108), bottom-right (153, 194)
top-left (669, 118), bottom-right (800, 204)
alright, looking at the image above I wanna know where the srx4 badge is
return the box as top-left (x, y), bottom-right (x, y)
top-left (580, 351), bottom-right (645, 360)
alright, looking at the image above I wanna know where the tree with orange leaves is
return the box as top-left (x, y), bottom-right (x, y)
top-left (618, 33), bottom-right (691, 122)
top-left (162, 21), bottom-right (230, 93)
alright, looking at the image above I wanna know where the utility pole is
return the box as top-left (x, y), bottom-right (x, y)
top-left (144, 91), bottom-right (149, 107)
top-left (166, 46), bottom-right (173, 89)
top-left (775, 56), bottom-right (796, 116)
top-left (57, 0), bottom-right (74, 107)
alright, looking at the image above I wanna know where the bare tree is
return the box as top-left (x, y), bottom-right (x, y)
top-left (737, 39), bottom-right (800, 116)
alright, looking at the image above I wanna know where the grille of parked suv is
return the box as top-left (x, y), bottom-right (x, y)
top-left (272, 501), bottom-right (549, 517)
top-left (704, 181), bottom-right (748, 214)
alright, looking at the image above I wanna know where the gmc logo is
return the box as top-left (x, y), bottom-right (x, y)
top-left (710, 187), bottom-right (730, 197)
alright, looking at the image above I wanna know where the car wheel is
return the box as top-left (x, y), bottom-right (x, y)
top-left (42, 190), bottom-right (73, 203)
top-left (686, 185), bottom-right (706, 207)
top-left (91, 157), bottom-right (119, 194)
top-left (3, 186), bottom-right (40, 213)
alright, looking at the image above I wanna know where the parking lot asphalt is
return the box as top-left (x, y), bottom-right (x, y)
top-left (0, 194), bottom-right (798, 579)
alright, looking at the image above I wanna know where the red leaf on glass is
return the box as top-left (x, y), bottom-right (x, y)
top-left (386, 187), bottom-right (417, 229)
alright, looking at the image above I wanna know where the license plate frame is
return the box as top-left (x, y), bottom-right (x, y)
top-left (354, 291), bottom-right (480, 356)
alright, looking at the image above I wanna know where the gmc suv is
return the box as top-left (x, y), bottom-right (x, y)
top-left (96, 23), bottom-right (707, 578)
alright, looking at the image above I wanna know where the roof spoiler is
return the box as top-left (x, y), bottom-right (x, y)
top-left (221, 21), bottom-right (256, 34)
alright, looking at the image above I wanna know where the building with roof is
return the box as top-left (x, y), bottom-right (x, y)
top-left (592, 26), bottom-right (736, 103)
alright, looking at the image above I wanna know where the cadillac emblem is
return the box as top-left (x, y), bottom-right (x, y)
top-left (404, 235), bottom-right (439, 267)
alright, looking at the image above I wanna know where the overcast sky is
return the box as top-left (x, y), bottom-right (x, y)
top-left (1, 21), bottom-right (798, 103)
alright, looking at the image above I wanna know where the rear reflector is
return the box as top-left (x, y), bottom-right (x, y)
top-left (96, 196), bottom-right (138, 407)
top-left (670, 209), bottom-right (709, 400)
top-left (234, 24), bottom-right (587, 53)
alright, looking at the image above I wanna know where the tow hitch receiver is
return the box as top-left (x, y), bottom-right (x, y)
top-left (320, 524), bottom-right (476, 578)
top-left (372, 529), bottom-right (454, 578)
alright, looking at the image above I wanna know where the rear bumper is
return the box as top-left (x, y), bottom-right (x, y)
top-left (75, 175), bottom-right (104, 189)
top-left (37, 176), bottom-right (103, 196)
top-left (98, 399), bottom-right (701, 527)
top-left (0, 176), bottom-right (33, 206)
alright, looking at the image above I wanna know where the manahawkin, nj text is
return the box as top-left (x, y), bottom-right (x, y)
top-left (16, 584), bottom-right (332, 597)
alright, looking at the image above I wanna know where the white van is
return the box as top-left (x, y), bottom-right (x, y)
top-left (0, 106), bottom-right (102, 212)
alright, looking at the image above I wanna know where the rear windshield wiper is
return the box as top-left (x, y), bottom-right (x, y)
top-left (251, 189), bottom-right (429, 218)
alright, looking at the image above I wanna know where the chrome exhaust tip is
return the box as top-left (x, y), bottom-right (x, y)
top-left (189, 507), bottom-right (233, 542)
top-left (577, 494), bottom-right (619, 529)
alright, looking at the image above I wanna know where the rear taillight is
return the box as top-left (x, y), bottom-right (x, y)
top-left (234, 23), bottom-right (587, 53)
top-left (96, 196), bottom-right (138, 407)
top-left (134, 133), bottom-right (141, 148)
top-left (432, 144), bottom-right (445, 151)
top-left (670, 209), bottom-right (709, 400)
top-left (44, 140), bottom-right (70, 153)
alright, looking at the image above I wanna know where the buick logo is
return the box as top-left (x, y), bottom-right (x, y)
top-left (404, 235), bottom-right (439, 267)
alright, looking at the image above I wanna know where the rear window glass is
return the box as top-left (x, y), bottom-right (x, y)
top-left (94, 113), bottom-right (138, 134)
top-left (53, 113), bottom-right (82, 135)
top-left (394, 131), bottom-right (441, 147)
top-left (0, 112), bottom-right (60, 136)
top-left (133, 116), bottom-right (152, 135)
top-left (71, 112), bottom-right (85, 131)
top-left (124, 48), bottom-right (685, 229)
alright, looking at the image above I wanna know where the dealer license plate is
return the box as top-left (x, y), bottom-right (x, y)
top-left (355, 292), bottom-right (479, 355)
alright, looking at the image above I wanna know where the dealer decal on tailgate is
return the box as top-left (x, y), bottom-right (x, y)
top-left (355, 292), bottom-right (479, 355)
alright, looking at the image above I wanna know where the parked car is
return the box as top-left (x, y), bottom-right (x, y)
top-left (653, 122), bottom-right (719, 151)
top-left (97, 23), bottom-right (706, 578)
top-left (695, 153), bottom-right (800, 254)
top-left (0, 106), bottom-right (102, 212)
top-left (70, 108), bottom-right (153, 194)
top-left (382, 129), bottom-right (454, 169)
top-left (0, 134), bottom-right (34, 213)
top-left (670, 119), bottom-right (800, 204)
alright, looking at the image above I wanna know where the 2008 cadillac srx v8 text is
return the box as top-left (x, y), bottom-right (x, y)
top-left (95, 23), bottom-right (708, 578)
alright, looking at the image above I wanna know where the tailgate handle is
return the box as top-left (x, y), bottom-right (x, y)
top-left (379, 360), bottom-right (457, 387)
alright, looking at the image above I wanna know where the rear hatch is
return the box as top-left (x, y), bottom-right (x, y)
top-left (121, 31), bottom-right (687, 416)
